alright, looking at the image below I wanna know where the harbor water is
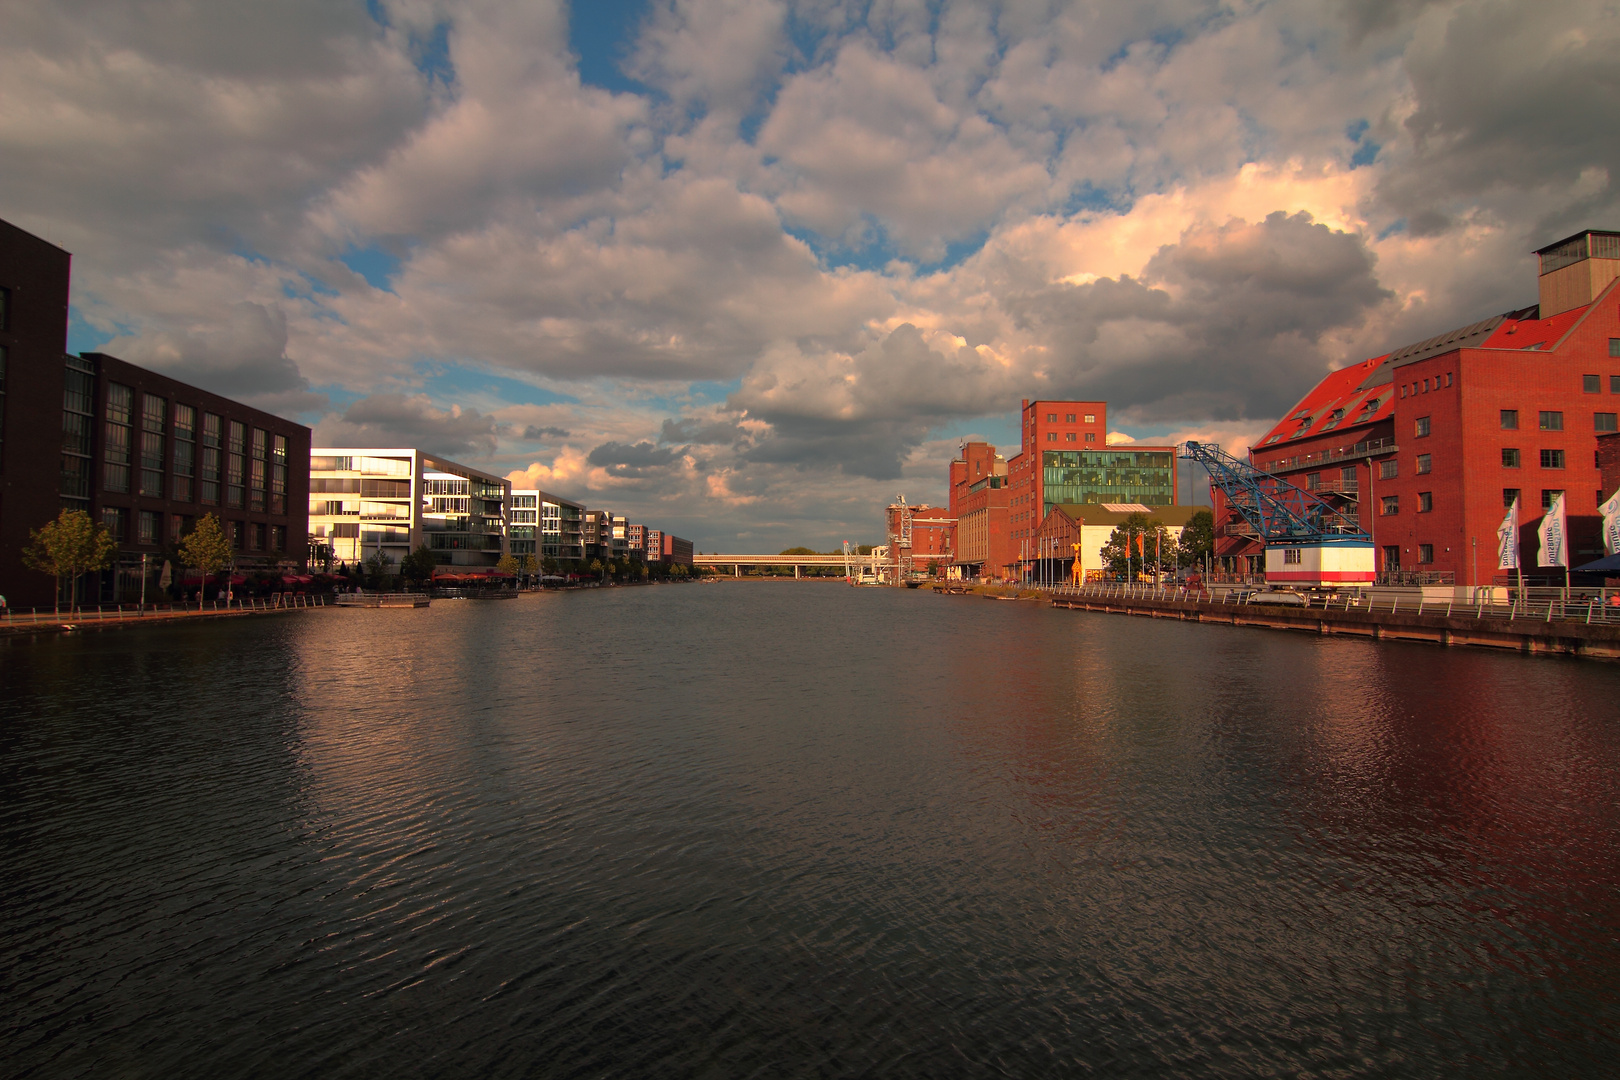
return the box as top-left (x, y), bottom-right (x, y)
top-left (4, 583), bottom-right (1619, 1077)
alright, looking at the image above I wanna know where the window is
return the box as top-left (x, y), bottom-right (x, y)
top-left (1585, 374), bottom-right (1602, 393)
top-left (0, 286), bottom-right (9, 330)
top-left (229, 520), bottom-right (245, 549)
top-left (1084, 414), bottom-right (1095, 423)
top-left (1414, 416), bottom-right (1430, 437)
top-left (250, 522), bottom-right (266, 551)
top-left (104, 383), bottom-right (133, 493)
top-left (1306, 472), bottom-right (1321, 490)
top-left (1065, 413), bottom-right (1076, 423)
top-left (172, 412), bottom-right (194, 502)
top-left (1381, 495), bottom-right (1399, 515)
top-left (138, 510), bottom-right (160, 545)
top-left (1085, 432), bottom-right (1096, 442)
top-left (1610, 338), bottom-right (1620, 357)
top-left (1283, 549), bottom-right (1302, 564)
top-left (1382, 545), bottom-right (1400, 568)
top-left (1540, 448), bottom-right (1565, 469)
top-left (1419, 544), bottom-right (1434, 564)
top-left (1539, 411), bottom-right (1564, 431)
top-left (1502, 448), bottom-right (1520, 468)
top-left (1379, 460), bottom-right (1398, 479)
top-left (1444, 373), bottom-right (1452, 387)
top-left (201, 412), bottom-right (221, 505)
top-left (139, 394), bottom-right (165, 498)
top-left (1046, 413), bottom-right (1057, 422)
top-left (1542, 489), bottom-right (1563, 510)
top-left (61, 356), bottom-right (96, 507)
top-left (1596, 412), bottom-right (1618, 432)
top-left (249, 427), bottom-right (267, 512)
top-left (227, 420), bottom-right (245, 508)
top-left (1503, 488), bottom-right (1520, 508)
top-left (1418, 492), bottom-right (1433, 512)
top-left (1064, 432), bottom-right (1077, 442)
top-left (271, 525), bottom-right (286, 552)
top-left (0, 345), bottom-right (6, 457)
top-left (1500, 409), bottom-right (1518, 429)
top-left (171, 514), bottom-right (189, 542)
top-left (1046, 432), bottom-right (1057, 442)
top-left (271, 434), bottom-right (287, 514)
top-left (1416, 453), bottom-right (1431, 475)
top-left (101, 506), bottom-right (127, 542)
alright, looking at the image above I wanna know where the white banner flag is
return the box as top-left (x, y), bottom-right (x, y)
top-left (1601, 488), bottom-right (1620, 556)
top-left (1538, 492), bottom-right (1567, 568)
top-left (1497, 497), bottom-right (1519, 570)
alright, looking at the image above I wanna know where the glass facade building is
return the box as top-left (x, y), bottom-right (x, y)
top-left (1041, 449), bottom-right (1175, 514)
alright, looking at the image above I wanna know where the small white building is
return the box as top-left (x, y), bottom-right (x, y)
top-left (309, 449), bottom-right (510, 570)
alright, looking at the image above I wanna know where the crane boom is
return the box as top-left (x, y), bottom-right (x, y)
top-left (1180, 440), bottom-right (1367, 542)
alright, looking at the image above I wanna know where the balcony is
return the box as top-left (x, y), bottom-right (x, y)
top-left (1304, 476), bottom-right (1359, 497)
top-left (1261, 437), bottom-right (1397, 475)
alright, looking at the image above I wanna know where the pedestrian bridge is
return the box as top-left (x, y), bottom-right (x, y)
top-left (693, 553), bottom-right (854, 577)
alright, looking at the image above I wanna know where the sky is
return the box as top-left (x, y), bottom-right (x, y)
top-left (4, 0), bottom-right (1616, 550)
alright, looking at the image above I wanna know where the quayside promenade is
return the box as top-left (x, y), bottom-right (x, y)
top-left (0, 594), bottom-right (329, 636)
top-left (1036, 582), bottom-right (1620, 659)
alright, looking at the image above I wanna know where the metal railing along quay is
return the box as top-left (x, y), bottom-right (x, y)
top-left (2, 593), bottom-right (330, 628)
top-left (1036, 582), bottom-right (1620, 627)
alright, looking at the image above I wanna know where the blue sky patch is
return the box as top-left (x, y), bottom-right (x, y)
top-left (67, 307), bottom-right (119, 356)
top-left (339, 244), bottom-right (404, 292)
top-left (1349, 140), bottom-right (1380, 168)
top-left (571, 0), bottom-right (652, 95)
top-left (421, 363), bottom-right (580, 408)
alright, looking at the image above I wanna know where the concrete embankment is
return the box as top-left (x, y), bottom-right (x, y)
top-left (1049, 592), bottom-right (1620, 660)
top-left (1, 599), bottom-right (325, 638)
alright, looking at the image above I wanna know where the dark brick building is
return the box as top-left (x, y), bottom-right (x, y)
top-left (0, 217), bottom-right (310, 608)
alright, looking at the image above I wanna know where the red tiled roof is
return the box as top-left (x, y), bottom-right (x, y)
top-left (1478, 304), bottom-right (1588, 350)
top-left (1254, 355), bottom-right (1394, 449)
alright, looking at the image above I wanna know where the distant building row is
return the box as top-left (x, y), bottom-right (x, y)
top-left (0, 217), bottom-right (690, 609)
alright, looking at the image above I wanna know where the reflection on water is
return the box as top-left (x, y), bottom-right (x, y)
top-left (4, 585), bottom-right (1620, 1078)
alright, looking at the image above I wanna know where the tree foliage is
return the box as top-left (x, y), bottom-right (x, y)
top-left (400, 544), bottom-right (438, 586)
top-left (22, 509), bottom-right (118, 615)
top-left (1098, 512), bottom-right (1174, 580)
top-left (1177, 509), bottom-right (1215, 567)
top-left (178, 512), bottom-right (234, 609)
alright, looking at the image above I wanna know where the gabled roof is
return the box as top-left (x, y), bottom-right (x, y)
top-left (1255, 356), bottom-right (1395, 449)
top-left (1478, 303), bottom-right (1590, 352)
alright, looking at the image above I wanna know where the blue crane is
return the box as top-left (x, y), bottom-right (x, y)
top-left (1180, 440), bottom-right (1368, 543)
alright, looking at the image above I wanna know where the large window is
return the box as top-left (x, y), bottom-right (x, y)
top-left (1381, 495), bottom-right (1399, 515)
top-left (271, 434), bottom-right (287, 514)
top-left (1379, 459), bottom-right (1398, 479)
top-left (104, 383), bottom-right (133, 493)
top-left (1503, 488), bottom-right (1519, 508)
top-left (1585, 374), bottom-right (1602, 394)
top-left (61, 356), bottom-right (96, 508)
top-left (140, 394), bottom-right (165, 498)
top-left (249, 427), bottom-right (267, 512)
top-left (1500, 409), bottom-right (1518, 429)
top-left (1502, 448), bottom-right (1520, 468)
top-left (1540, 449), bottom-right (1565, 469)
top-left (1416, 453), bottom-right (1431, 475)
top-left (101, 506), bottom-right (127, 543)
top-left (226, 420), bottom-right (245, 508)
top-left (138, 510), bottom-right (160, 545)
top-left (1539, 411), bottom-right (1564, 431)
top-left (1542, 489), bottom-right (1564, 510)
top-left (1414, 416), bottom-right (1430, 438)
top-left (201, 412), bottom-right (221, 505)
top-left (172, 404), bottom-right (195, 502)
top-left (1596, 412), bottom-right (1618, 433)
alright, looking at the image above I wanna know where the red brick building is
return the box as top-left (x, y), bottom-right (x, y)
top-left (1220, 228), bottom-right (1620, 585)
top-left (949, 441), bottom-right (1011, 577)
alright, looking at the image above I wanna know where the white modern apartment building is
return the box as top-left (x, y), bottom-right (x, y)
top-left (309, 448), bottom-right (510, 570)
top-left (512, 489), bottom-right (586, 563)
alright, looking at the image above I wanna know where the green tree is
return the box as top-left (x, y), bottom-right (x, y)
top-left (361, 548), bottom-right (393, 590)
top-left (1177, 509), bottom-right (1215, 569)
top-left (779, 546), bottom-right (818, 556)
top-left (1098, 513), bottom-right (1173, 581)
top-left (22, 509), bottom-right (118, 615)
top-left (588, 557), bottom-right (604, 580)
top-left (399, 544), bottom-right (438, 588)
top-left (496, 553), bottom-right (519, 578)
top-left (178, 512), bottom-right (233, 609)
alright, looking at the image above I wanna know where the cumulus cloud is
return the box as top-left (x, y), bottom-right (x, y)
top-left (5, 0), bottom-right (1610, 549)
top-left (315, 393), bottom-right (501, 458)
